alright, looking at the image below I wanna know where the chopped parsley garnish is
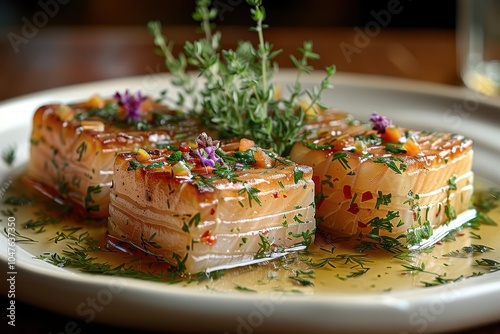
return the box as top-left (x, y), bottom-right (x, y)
top-left (448, 175), bottom-right (458, 190)
top-left (303, 141), bottom-right (333, 150)
top-left (166, 150), bottom-right (182, 162)
top-left (127, 160), bottom-right (143, 171)
top-left (384, 142), bottom-right (406, 154)
top-left (238, 184), bottom-right (262, 208)
top-left (331, 151), bottom-right (351, 170)
top-left (293, 167), bottom-right (304, 184)
top-left (405, 221), bottom-right (433, 247)
top-left (254, 233), bottom-right (272, 259)
top-left (75, 101), bottom-right (118, 121)
top-left (355, 133), bottom-right (382, 146)
top-left (375, 191), bottom-right (392, 209)
top-left (147, 161), bottom-right (165, 169)
top-left (84, 185), bottom-right (102, 213)
top-left (372, 156), bottom-right (407, 174)
top-left (289, 270), bottom-right (315, 287)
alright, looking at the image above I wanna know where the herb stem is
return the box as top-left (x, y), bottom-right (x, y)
top-left (256, 13), bottom-right (268, 94)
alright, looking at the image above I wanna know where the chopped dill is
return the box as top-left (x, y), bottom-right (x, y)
top-left (148, 0), bottom-right (334, 155)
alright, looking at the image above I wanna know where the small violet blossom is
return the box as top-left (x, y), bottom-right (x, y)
top-left (191, 133), bottom-right (225, 168)
top-left (114, 90), bottom-right (143, 122)
top-left (369, 112), bottom-right (392, 134)
top-left (197, 146), bottom-right (217, 167)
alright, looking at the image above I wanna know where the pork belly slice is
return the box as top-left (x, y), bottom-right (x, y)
top-left (290, 112), bottom-right (475, 249)
top-left (108, 138), bottom-right (316, 274)
top-left (27, 93), bottom-right (205, 218)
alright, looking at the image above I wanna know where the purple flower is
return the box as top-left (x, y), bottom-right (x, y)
top-left (369, 112), bottom-right (392, 134)
top-left (114, 90), bottom-right (143, 122)
top-left (190, 133), bottom-right (225, 169)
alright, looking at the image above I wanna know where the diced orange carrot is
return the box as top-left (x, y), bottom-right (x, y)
top-left (253, 147), bottom-right (272, 168)
top-left (332, 134), bottom-right (354, 151)
top-left (239, 138), bottom-right (255, 152)
top-left (140, 97), bottom-right (154, 113)
top-left (381, 127), bottom-right (403, 143)
top-left (403, 137), bottom-right (422, 156)
top-left (191, 166), bottom-right (216, 174)
top-left (86, 94), bottom-right (104, 109)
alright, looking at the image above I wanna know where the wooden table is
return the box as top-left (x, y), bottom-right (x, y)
top-left (1, 26), bottom-right (499, 334)
top-left (0, 26), bottom-right (461, 101)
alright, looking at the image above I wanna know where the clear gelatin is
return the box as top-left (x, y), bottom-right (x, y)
top-left (291, 111), bottom-right (474, 248)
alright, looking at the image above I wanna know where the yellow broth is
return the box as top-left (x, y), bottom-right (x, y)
top-left (1, 171), bottom-right (499, 295)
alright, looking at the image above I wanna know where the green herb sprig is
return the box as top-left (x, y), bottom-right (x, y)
top-left (148, 0), bottom-right (334, 155)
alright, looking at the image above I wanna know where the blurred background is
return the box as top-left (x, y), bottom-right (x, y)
top-left (0, 0), bottom-right (456, 27)
top-left (0, 0), bottom-right (458, 101)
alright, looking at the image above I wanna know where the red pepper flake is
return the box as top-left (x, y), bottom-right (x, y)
top-left (210, 208), bottom-right (215, 215)
top-left (272, 192), bottom-right (279, 199)
top-left (283, 194), bottom-right (287, 198)
top-left (200, 230), bottom-right (216, 245)
top-left (347, 203), bottom-right (359, 214)
top-left (343, 185), bottom-right (352, 199)
top-left (361, 191), bottom-right (373, 202)
top-left (333, 178), bottom-right (339, 182)
top-left (358, 221), bottom-right (368, 228)
top-left (179, 145), bottom-right (190, 153)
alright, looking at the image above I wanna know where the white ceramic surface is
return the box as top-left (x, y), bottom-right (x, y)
top-left (1, 71), bottom-right (500, 334)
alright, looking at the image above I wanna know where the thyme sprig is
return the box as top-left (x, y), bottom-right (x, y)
top-left (149, 0), bottom-right (334, 155)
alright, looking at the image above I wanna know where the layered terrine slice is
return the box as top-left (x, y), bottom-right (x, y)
top-left (290, 112), bottom-right (475, 249)
top-left (107, 134), bottom-right (316, 274)
top-left (27, 91), bottom-right (205, 218)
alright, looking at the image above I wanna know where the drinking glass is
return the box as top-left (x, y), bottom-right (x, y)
top-left (457, 0), bottom-right (500, 96)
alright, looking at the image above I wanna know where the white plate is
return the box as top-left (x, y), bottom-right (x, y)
top-left (1, 71), bottom-right (500, 334)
